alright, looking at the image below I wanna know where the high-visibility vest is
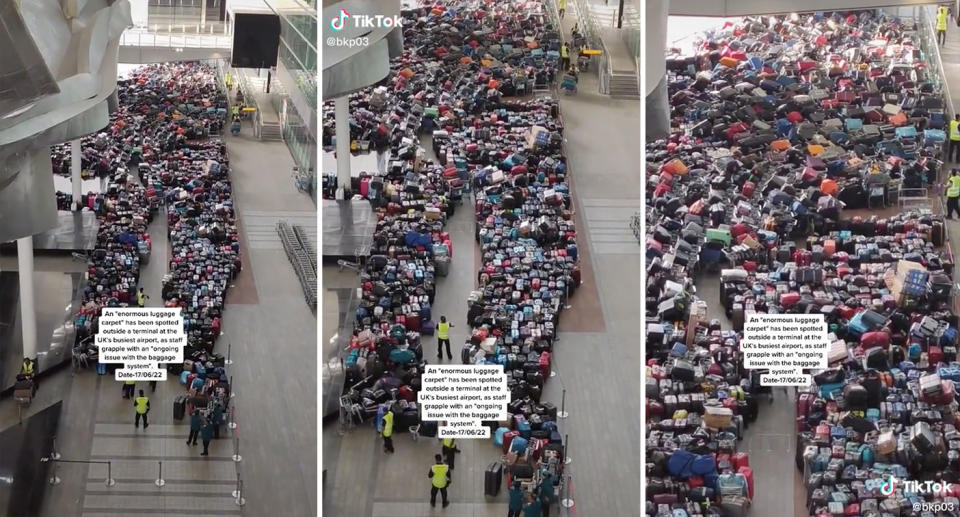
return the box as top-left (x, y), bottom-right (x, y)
top-left (558, 0), bottom-right (566, 10)
top-left (948, 176), bottom-right (960, 198)
top-left (382, 411), bottom-right (393, 437)
top-left (438, 322), bottom-right (450, 340)
top-left (443, 438), bottom-right (456, 449)
top-left (950, 120), bottom-right (960, 141)
top-left (938, 8), bottom-right (949, 31)
top-left (21, 361), bottom-right (34, 375)
top-left (431, 464), bottom-right (449, 488)
top-left (560, 46), bottom-right (569, 59)
top-left (135, 397), bottom-right (149, 414)
top-left (232, 106), bottom-right (240, 116)
top-left (137, 292), bottom-right (147, 306)
top-left (125, 380), bottom-right (135, 385)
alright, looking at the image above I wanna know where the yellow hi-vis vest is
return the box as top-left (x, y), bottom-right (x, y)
top-left (137, 292), bottom-right (147, 306)
top-left (135, 397), bottom-right (149, 414)
top-left (438, 322), bottom-right (450, 340)
top-left (951, 120), bottom-right (960, 141)
top-left (561, 46), bottom-right (569, 59)
top-left (938, 8), bottom-right (949, 31)
top-left (125, 380), bottom-right (135, 385)
top-left (559, 0), bottom-right (566, 10)
top-left (948, 176), bottom-right (960, 198)
top-left (382, 411), bottom-right (393, 437)
top-left (431, 464), bottom-right (449, 488)
top-left (21, 361), bottom-right (34, 375)
top-left (443, 438), bottom-right (456, 449)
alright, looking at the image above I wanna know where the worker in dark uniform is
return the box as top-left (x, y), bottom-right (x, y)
top-left (441, 436), bottom-right (460, 474)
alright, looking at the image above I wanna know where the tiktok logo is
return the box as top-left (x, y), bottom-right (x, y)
top-left (880, 475), bottom-right (898, 496)
top-left (331, 9), bottom-right (350, 31)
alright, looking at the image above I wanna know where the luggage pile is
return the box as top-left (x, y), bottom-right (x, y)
top-left (67, 63), bottom-right (234, 363)
top-left (161, 142), bottom-right (240, 353)
top-left (327, 0), bottom-right (570, 429)
top-left (646, 323), bottom-right (761, 517)
top-left (491, 400), bottom-right (565, 493)
top-left (645, 11), bottom-right (959, 516)
top-left (649, 11), bottom-right (946, 266)
top-left (175, 356), bottom-right (230, 426)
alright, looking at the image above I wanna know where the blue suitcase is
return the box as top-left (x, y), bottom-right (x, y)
top-left (421, 320), bottom-right (436, 336)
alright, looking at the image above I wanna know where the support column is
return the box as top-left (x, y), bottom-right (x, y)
top-left (71, 139), bottom-right (82, 211)
top-left (17, 236), bottom-right (37, 362)
top-left (335, 95), bottom-right (352, 195)
top-left (200, 0), bottom-right (207, 30)
top-left (644, 0), bottom-right (670, 141)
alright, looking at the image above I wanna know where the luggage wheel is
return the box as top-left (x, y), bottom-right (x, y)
top-left (410, 425), bottom-right (420, 441)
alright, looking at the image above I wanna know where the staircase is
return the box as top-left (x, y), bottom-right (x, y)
top-left (608, 71), bottom-right (641, 98)
top-left (261, 121), bottom-right (283, 141)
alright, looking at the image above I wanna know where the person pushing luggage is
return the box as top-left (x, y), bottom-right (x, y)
top-left (522, 492), bottom-right (542, 517)
top-left (134, 389), bottom-right (150, 429)
top-left (508, 481), bottom-right (524, 517)
top-left (428, 454), bottom-right (451, 508)
top-left (538, 470), bottom-right (556, 517)
top-left (437, 316), bottom-right (454, 360)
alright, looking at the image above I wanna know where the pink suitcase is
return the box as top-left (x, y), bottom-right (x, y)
top-left (732, 452), bottom-right (750, 470)
top-left (538, 352), bottom-right (551, 377)
top-left (738, 466), bottom-right (754, 499)
top-left (360, 177), bottom-right (371, 198)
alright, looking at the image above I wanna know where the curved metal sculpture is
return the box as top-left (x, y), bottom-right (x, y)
top-left (0, 0), bottom-right (131, 242)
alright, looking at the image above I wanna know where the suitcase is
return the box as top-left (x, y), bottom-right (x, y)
top-left (173, 396), bottom-right (186, 420)
top-left (737, 466), bottom-right (754, 499)
top-left (502, 430), bottom-right (520, 454)
top-left (421, 320), bottom-right (436, 336)
top-left (484, 462), bottom-right (503, 496)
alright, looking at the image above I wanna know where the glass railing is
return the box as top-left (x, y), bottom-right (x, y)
top-left (120, 30), bottom-right (232, 48)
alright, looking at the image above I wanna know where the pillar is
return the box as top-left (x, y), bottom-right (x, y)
top-left (71, 138), bottom-right (82, 211)
top-left (17, 236), bottom-right (37, 362)
top-left (645, 0), bottom-right (670, 141)
top-left (335, 95), bottom-right (352, 194)
top-left (200, 0), bottom-right (207, 30)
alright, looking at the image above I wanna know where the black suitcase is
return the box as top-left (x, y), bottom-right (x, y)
top-left (484, 462), bottom-right (503, 496)
top-left (173, 396), bottom-right (186, 420)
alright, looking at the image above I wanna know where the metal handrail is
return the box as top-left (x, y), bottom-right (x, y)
top-left (119, 30), bottom-right (231, 49)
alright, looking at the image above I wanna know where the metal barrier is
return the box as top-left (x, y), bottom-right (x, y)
top-left (41, 457), bottom-right (114, 487)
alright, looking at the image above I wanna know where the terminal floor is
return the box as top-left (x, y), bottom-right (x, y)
top-left (0, 136), bottom-right (318, 517)
top-left (322, 26), bottom-right (645, 515)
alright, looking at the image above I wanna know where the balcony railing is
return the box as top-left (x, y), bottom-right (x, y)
top-left (120, 30), bottom-right (232, 49)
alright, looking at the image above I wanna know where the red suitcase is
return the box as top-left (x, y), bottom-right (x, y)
top-left (502, 430), bottom-right (519, 454)
top-left (861, 331), bottom-right (890, 350)
top-left (405, 313), bottom-right (421, 332)
top-left (738, 466), bottom-right (754, 499)
top-left (797, 393), bottom-right (815, 417)
top-left (742, 181), bottom-right (755, 198)
top-left (397, 386), bottom-right (416, 402)
top-left (793, 249), bottom-right (812, 266)
top-left (786, 111), bottom-right (804, 123)
top-left (781, 292), bottom-right (801, 307)
top-left (742, 261), bottom-right (757, 272)
top-left (654, 182), bottom-right (671, 197)
top-left (732, 452), bottom-right (749, 470)
top-left (930, 345), bottom-right (944, 365)
top-left (539, 352), bottom-right (551, 377)
top-left (844, 504), bottom-right (860, 516)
